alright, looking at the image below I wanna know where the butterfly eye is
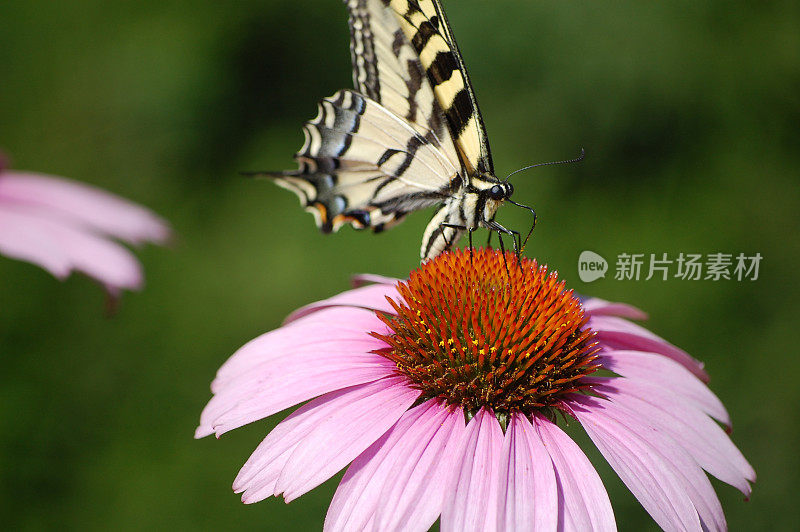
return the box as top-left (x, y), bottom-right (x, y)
top-left (489, 184), bottom-right (506, 200)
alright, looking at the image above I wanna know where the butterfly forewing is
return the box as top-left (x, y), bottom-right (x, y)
top-left (383, 0), bottom-right (494, 175)
top-left (345, 0), bottom-right (458, 163)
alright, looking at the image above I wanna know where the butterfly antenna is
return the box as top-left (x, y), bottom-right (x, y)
top-left (503, 148), bottom-right (586, 183)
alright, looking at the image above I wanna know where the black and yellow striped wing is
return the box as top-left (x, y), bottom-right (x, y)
top-left (382, 0), bottom-right (494, 175)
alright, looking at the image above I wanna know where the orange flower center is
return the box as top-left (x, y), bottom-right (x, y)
top-left (371, 248), bottom-right (600, 418)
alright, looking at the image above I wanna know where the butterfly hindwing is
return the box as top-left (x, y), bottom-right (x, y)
top-left (268, 89), bottom-right (459, 233)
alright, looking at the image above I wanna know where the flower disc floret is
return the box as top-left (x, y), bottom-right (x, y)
top-left (372, 248), bottom-right (601, 417)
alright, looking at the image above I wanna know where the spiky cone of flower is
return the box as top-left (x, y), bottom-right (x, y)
top-left (0, 154), bottom-right (170, 295)
top-left (197, 248), bottom-right (754, 531)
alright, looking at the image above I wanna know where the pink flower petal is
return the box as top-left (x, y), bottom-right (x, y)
top-left (197, 307), bottom-right (400, 438)
top-left (211, 339), bottom-right (383, 394)
top-left (0, 205), bottom-right (71, 278)
top-left (569, 395), bottom-right (723, 531)
top-left (582, 296), bottom-right (649, 320)
top-left (374, 403), bottom-right (465, 531)
top-left (0, 171), bottom-right (170, 244)
top-left (283, 304), bottom-right (392, 333)
top-left (211, 307), bottom-right (387, 392)
top-left (325, 401), bottom-right (440, 532)
top-left (599, 350), bottom-right (729, 425)
top-left (234, 379), bottom-right (415, 503)
top-left (44, 216), bottom-right (143, 293)
top-left (273, 377), bottom-right (420, 501)
top-left (284, 283), bottom-right (400, 324)
top-left (441, 408), bottom-right (503, 532)
top-left (196, 351), bottom-right (395, 437)
top-left (592, 377), bottom-right (755, 493)
top-left (325, 400), bottom-right (464, 532)
top-left (590, 315), bottom-right (708, 382)
top-left (0, 204), bottom-right (143, 291)
top-left (497, 413), bottom-right (558, 531)
top-left (238, 445), bottom-right (296, 504)
top-left (533, 414), bottom-right (616, 532)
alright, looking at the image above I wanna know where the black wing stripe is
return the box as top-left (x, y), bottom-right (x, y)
top-left (428, 50), bottom-right (458, 84)
top-left (308, 124), bottom-right (446, 183)
top-left (444, 88), bottom-right (473, 137)
top-left (403, 58), bottom-right (423, 122)
top-left (377, 148), bottom-right (402, 167)
top-left (391, 28), bottom-right (405, 56)
top-left (302, 93), bottom-right (450, 183)
top-left (411, 19), bottom-right (437, 51)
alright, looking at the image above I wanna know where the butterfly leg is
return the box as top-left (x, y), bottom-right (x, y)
top-left (495, 231), bottom-right (510, 275)
top-left (487, 221), bottom-right (523, 271)
top-left (467, 229), bottom-right (476, 261)
top-left (440, 222), bottom-right (468, 252)
top-left (509, 230), bottom-right (524, 269)
top-left (507, 200), bottom-right (538, 251)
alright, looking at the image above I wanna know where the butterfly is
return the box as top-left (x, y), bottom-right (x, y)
top-left (256, 0), bottom-right (536, 260)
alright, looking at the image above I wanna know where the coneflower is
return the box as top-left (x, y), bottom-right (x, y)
top-left (197, 248), bottom-right (754, 531)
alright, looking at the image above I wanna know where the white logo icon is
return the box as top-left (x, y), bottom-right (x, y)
top-left (578, 251), bottom-right (608, 282)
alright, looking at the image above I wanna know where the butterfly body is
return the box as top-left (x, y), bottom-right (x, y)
top-left (261, 0), bottom-right (521, 260)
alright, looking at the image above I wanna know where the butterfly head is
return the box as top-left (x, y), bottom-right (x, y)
top-left (472, 176), bottom-right (514, 227)
top-left (487, 182), bottom-right (513, 201)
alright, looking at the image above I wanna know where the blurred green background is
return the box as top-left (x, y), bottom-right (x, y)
top-left (1, 0), bottom-right (797, 529)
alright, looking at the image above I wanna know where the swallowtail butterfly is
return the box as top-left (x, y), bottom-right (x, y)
top-left (258, 0), bottom-right (531, 260)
